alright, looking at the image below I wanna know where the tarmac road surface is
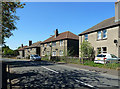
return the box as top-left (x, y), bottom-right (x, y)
top-left (1, 58), bottom-right (120, 89)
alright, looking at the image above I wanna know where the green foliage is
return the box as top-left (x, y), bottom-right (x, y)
top-left (82, 60), bottom-right (119, 69)
top-left (2, 2), bottom-right (25, 44)
top-left (2, 45), bottom-right (18, 56)
top-left (17, 46), bottom-right (21, 49)
top-left (67, 47), bottom-right (74, 56)
top-left (80, 40), bottom-right (95, 60)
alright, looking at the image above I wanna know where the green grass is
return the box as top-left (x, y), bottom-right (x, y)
top-left (80, 60), bottom-right (120, 69)
top-left (42, 57), bottom-right (120, 70)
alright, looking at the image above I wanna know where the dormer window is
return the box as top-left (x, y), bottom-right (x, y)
top-left (84, 34), bottom-right (88, 41)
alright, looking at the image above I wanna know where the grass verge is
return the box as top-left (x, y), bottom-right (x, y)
top-left (42, 57), bottom-right (120, 70)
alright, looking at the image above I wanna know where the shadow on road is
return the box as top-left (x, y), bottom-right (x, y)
top-left (5, 60), bottom-right (120, 89)
top-left (6, 60), bottom-right (54, 68)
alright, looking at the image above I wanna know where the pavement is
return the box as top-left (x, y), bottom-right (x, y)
top-left (1, 58), bottom-right (120, 89)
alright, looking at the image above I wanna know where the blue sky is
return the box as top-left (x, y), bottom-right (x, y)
top-left (5, 2), bottom-right (115, 50)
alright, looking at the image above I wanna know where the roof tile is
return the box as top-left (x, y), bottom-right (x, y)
top-left (79, 17), bottom-right (120, 36)
top-left (41, 31), bottom-right (79, 43)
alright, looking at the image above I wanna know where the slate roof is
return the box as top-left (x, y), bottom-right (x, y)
top-left (41, 31), bottom-right (79, 44)
top-left (79, 17), bottom-right (120, 36)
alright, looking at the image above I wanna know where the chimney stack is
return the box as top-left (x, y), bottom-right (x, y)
top-left (29, 40), bottom-right (32, 46)
top-left (115, 0), bottom-right (120, 22)
top-left (55, 29), bottom-right (58, 38)
top-left (21, 44), bottom-right (23, 48)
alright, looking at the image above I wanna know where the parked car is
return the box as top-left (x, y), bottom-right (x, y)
top-left (94, 53), bottom-right (120, 64)
top-left (30, 55), bottom-right (41, 61)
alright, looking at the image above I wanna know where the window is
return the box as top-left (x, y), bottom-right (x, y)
top-left (52, 42), bottom-right (56, 47)
top-left (111, 54), bottom-right (117, 58)
top-left (97, 54), bottom-right (106, 57)
top-left (84, 34), bottom-right (88, 41)
top-left (47, 43), bottom-right (50, 47)
top-left (52, 51), bottom-right (56, 56)
top-left (97, 47), bottom-right (101, 54)
top-left (27, 49), bottom-right (30, 52)
top-left (102, 47), bottom-right (107, 53)
top-left (43, 44), bottom-right (44, 47)
top-left (103, 30), bottom-right (107, 39)
top-left (97, 31), bottom-right (101, 40)
top-left (43, 51), bottom-right (45, 55)
top-left (60, 40), bottom-right (63, 46)
top-left (59, 50), bottom-right (63, 56)
top-left (97, 47), bottom-right (107, 54)
top-left (47, 51), bottom-right (50, 56)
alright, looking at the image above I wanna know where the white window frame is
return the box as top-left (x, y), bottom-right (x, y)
top-left (43, 51), bottom-right (45, 55)
top-left (52, 51), bottom-right (56, 56)
top-left (103, 29), bottom-right (107, 39)
top-left (97, 47), bottom-right (101, 54)
top-left (84, 34), bottom-right (88, 41)
top-left (60, 40), bottom-right (63, 46)
top-left (102, 47), bottom-right (107, 53)
top-left (59, 50), bottom-right (63, 56)
top-left (97, 31), bottom-right (101, 40)
top-left (47, 51), bottom-right (50, 56)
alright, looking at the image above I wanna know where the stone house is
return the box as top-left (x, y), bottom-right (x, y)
top-left (17, 44), bottom-right (28, 58)
top-left (24, 41), bottom-right (41, 58)
top-left (17, 40), bottom-right (41, 58)
top-left (79, 1), bottom-right (120, 57)
top-left (41, 29), bottom-right (79, 57)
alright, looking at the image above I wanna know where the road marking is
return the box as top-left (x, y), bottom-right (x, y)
top-left (75, 79), bottom-right (94, 88)
top-left (41, 66), bottom-right (59, 74)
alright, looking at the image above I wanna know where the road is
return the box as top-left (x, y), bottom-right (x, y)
top-left (1, 58), bottom-right (120, 89)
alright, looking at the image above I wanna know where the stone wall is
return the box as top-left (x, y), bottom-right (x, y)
top-left (41, 40), bottom-right (68, 57)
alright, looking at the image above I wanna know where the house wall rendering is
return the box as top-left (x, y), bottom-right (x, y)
top-left (41, 40), bottom-right (68, 56)
top-left (41, 29), bottom-right (79, 57)
top-left (79, 1), bottom-right (120, 58)
top-left (79, 26), bottom-right (120, 57)
top-left (17, 41), bottom-right (41, 58)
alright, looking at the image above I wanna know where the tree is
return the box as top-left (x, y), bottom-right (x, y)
top-left (62, 48), bottom-right (75, 63)
top-left (80, 40), bottom-right (95, 62)
top-left (1, 2), bottom-right (25, 44)
top-left (2, 45), bottom-right (19, 57)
